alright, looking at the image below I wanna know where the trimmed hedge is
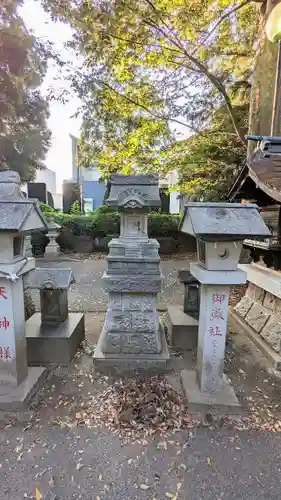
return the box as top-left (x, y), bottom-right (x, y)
top-left (34, 205), bottom-right (183, 255)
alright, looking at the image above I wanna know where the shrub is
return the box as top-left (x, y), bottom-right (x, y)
top-left (148, 213), bottom-right (180, 237)
top-left (32, 205), bottom-right (182, 254)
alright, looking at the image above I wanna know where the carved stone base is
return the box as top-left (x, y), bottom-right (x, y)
top-left (93, 321), bottom-right (170, 374)
top-left (25, 313), bottom-right (85, 365)
top-left (0, 367), bottom-right (47, 411)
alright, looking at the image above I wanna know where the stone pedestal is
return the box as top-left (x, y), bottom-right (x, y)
top-left (166, 305), bottom-right (198, 350)
top-left (167, 267), bottom-right (200, 349)
top-left (94, 174), bottom-right (169, 373)
top-left (25, 268), bottom-right (85, 365)
top-left (0, 171), bottom-right (49, 410)
top-left (229, 263), bottom-right (281, 370)
top-left (179, 263), bottom-right (245, 408)
top-left (0, 276), bottom-right (47, 410)
top-left (25, 312), bottom-right (85, 365)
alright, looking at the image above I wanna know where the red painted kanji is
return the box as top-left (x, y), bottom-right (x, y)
top-left (212, 293), bottom-right (226, 305)
top-left (0, 317), bottom-right (10, 330)
top-left (209, 326), bottom-right (222, 337)
top-left (210, 308), bottom-right (224, 321)
top-left (0, 287), bottom-right (7, 300)
top-left (0, 346), bottom-right (11, 359)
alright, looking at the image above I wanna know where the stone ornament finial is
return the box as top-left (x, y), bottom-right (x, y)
top-left (0, 171), bottom-right (24, 201)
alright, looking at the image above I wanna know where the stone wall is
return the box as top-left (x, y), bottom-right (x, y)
top-left (234, 283), bottom-right (281, 353)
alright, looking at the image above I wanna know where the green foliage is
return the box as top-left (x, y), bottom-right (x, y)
top-left (32, 209), bottom-right (182, 253)
top-left (91, 205), bottom-right (116, 215)
top-left (165, 100), bottom-right (248, 200)
top-left (42, 0), bottom-right (262, 180)
top-left (70, 200), bottom-right (82, 215)
top-left (0, 0), bottom-right (51, 182)
top-left (40, 202), bottom-right (56, 215)
top-left (148, 213), bottom-right (180, 237)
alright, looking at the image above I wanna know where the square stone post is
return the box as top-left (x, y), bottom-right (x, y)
top-left (94, 174), bottom-right (169, 373)
top-left (179, 202), bottom-right (271, 410)
top-left (0, 171), bottom-right (49, 410)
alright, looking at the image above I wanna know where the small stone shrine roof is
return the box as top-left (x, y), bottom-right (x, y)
top-left (24, 268), bottom-right (74, 290)
top-left (179, 202), bottom-right (271, 240)
top-left (106, 174), bottom-right (161, 209)
top-left (0, 171), bottom-right (48, 232)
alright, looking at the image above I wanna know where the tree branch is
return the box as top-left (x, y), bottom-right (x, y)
top-left (201, 0), bottom-right (253, 46)
top-left (98, 80), bottom-right (200, 133)
top-left (141, 0), bottom-right (247, 145)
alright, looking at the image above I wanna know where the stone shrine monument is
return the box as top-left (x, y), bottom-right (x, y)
top-left (94, 174), bottom-right (169, 372)
top-left (179, 202), bottom-right (270, 409)
top-left (24, 268), bottom-right (84, 365)
top-left (0, 171), bottom-right (48, 409)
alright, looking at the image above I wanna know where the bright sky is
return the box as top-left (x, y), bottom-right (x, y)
top-left (20, 0), bottom-right (82, 192)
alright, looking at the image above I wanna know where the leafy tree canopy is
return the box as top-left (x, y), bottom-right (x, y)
top-left (0, 0), bottom-right (51, 183)
top-left (42, 0), bottom-right (264, 184)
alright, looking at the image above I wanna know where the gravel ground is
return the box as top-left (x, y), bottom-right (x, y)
top-left (1, 324), bottom-right (281, 500)
top-left (0, 255), bottom-right (267, 500)
top-left (32, 255), bottom-right (247, 313)
top-left (32, 256), bottom-right (194, 312)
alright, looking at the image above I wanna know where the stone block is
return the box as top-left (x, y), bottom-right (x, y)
top-left (234, 296), bottom-right (253, 319)
top-left (247, 283), bottom-right (265, 303)
top-left (180, 370), bottom-right (240, 415)
top-left (102, 273), bottom-right (163, 293)
top-left (166, 305), bottom-right (198, 349)
top-left (94, 320), bottom-right (169, 374)
top-left (274, 296), bottom-right (281, 318)
top-left (263, 291), bottom-right (276, 312)
top-left (245, 303), bottom-right (270, 332)
top-left (260, 316), bottom-right (281, 352)
top-left (229, 308), bottom-right (281, 371)
top-left (25, 312), bottom-right (85, 365)
top-left (0, 367), bottom-right (47, 411)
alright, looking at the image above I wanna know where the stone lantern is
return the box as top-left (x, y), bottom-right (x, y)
top-left (0, 171), bottom-right (48, 409)
top-left (45, 218), bottom-right (61, 257)
top-left (94, 174), bottom-right (169, 372)
top-left (179, 202), bottom-right (271, 408)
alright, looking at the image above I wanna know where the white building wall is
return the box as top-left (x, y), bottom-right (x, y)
top-left (36, 168), bottom-right (57, 194)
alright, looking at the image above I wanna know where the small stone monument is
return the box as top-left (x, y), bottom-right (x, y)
top-left (45, 219), bottom-right (61, 257)
top-left (94, 174), bottom-right (169, 372)
top-left (179, 268), bottom-right (200, 317)
top-left (0, 171), bottom-right (48, 409)
top-left (179, 202), bottom-right (271, 409)
top-left (24, 268), bottom-right (85, 365)
top-left (167, 266), bottom-right (200, 349)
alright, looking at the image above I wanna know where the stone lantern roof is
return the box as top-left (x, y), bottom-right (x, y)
top-left (0, 171), bottom-right (48, 232)
top-left (179, 202), bottom-right (271, 240)
top-left (106, 174), bottom-right (161, 209)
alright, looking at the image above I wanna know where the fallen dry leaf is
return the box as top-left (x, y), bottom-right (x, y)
top-left (35, 488), bottom-right (42, 500)
top-left (139, 484), bottom-right (150, 490)
top-left (157, 441), bottom-right (168, 450)
top-left (207, 457), bottom-right (211, 465)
